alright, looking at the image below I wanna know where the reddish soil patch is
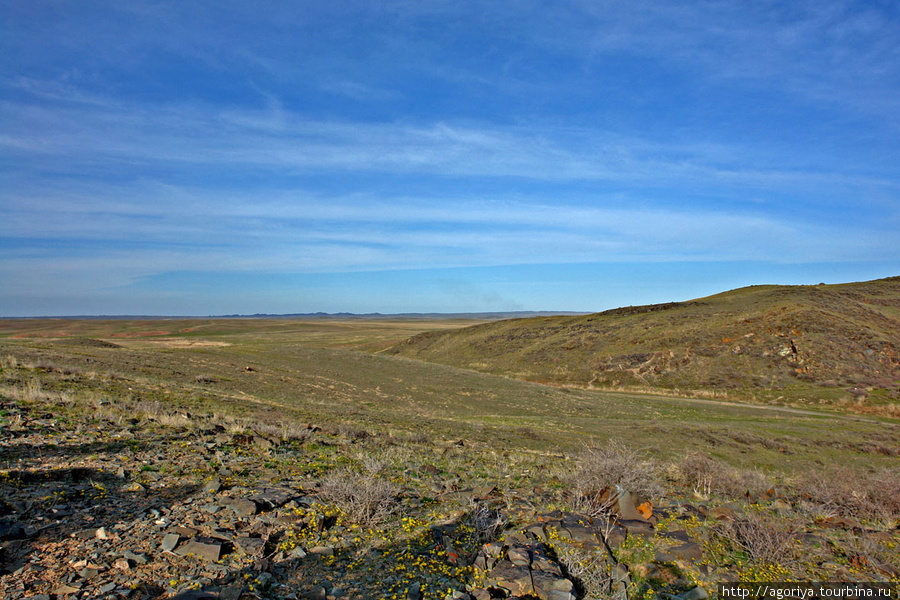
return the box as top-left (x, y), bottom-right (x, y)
top-left (108, 330), bottom-right (171, 338)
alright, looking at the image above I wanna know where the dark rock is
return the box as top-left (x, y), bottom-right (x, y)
top-left (224, 498), bottom-right (259, 516)
top-left (506, 545), bottom-right (530, 566)
top-left (250, 487), bottom-right (299, 511)
top-left (171, 591), bottom-right (219, 600)
top-left (78, 566), bottom-right (100, 579)
top-left (219, 587), bottom-right (243, 600)
top-left (490, 560), bottom-right (534, 597)
top-left (304, 585), bottom-right (327, 600)
top-left (679, 586), bottom-right (710, 600)
top-left (98, 582), bottom-right (117, 594)
top-left (532, 569), bottom-right (574, 598)
top-left (0, 520), bottom-right (27, 541)
top-left (669, 542), bottom-right (704, 562)
top-left (620, 519), bottom-right (654, 539)
top-left (661, 529), bottom-right (692, 543)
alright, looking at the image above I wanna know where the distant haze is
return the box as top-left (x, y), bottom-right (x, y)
top-left (2, 2), bottom-right (899, 316)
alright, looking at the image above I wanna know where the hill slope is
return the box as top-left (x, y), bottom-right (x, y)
top-left (386, 277), bottom-right (900, 412)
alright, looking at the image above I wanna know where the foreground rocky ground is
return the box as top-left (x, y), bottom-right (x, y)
top-left (1, 360), bottom-right (899, 599)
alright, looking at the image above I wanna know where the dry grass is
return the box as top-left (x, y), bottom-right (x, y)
top-left (794, 465), bottom-right (900, 524)
top-left (678, 452), bottom-right (771, 499)
top-left (714, 511), bottom-right (799, 566)
top-left (0, 380), bottom-right (75, 407)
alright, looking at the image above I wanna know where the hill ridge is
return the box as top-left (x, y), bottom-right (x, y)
top-left (386, 277), bottom-right (900, 416)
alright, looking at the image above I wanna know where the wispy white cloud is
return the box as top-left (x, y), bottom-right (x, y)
top-left (3, 94), bottom-right (895, 200)
top-left (2, 1), bottom-right (899, 315)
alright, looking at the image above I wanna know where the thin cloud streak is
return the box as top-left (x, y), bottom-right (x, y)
top-left (2, 1), bottom-right (899, 315)
top-left (4, 97), bottom-right (895, 196)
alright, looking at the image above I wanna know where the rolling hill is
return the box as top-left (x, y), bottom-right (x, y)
top-left (385, 277), bottom-right (900, 413)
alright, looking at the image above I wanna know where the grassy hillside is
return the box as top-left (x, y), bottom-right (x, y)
top-left (386, 277), bottom-right (900, 415)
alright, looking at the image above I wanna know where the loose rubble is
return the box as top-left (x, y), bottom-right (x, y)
top-left (2, 384), bottom-right (899, 600)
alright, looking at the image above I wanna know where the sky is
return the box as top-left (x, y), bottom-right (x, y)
top-left (2, 1), bottom-right (899, 316)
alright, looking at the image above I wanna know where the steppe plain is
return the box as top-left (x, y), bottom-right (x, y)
top-left (1, 278), bottom-right (898, 599)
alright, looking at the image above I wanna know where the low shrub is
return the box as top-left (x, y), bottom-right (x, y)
top-left (566, 440), bottom-right (662, 516)
top-left (678, 452), bottom-right (770, 499)
top-left (468, 499), bottom-right (506, 542)
top-left (714, 511), bottom-right (799, 566)
top-left (794, 465), bottom-right (900, 524)
top-left (318, 468), bottom-right (400, 527)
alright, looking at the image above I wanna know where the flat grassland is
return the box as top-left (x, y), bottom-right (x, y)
top-left (2, 317), bottom-right (896, 471)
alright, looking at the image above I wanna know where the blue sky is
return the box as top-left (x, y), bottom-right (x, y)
top-left (2, 1), bottom-right (899, 316)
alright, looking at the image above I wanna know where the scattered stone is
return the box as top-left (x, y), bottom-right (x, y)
top-left (175, 539), bottom-right (226, 562)
top-left (78, 566), bottom-right (100, 579)
top-left (234, 535), bottom-right (265, 555)
top-left (615, 489), bottom-right (649, 522)
top-left (304, 585), bottom-right (327, 600)
top-left (0, 520), bottom-right (27, 541)
top-left (53, 584), bottom-right (82, 595)
top-left (679, 586), bottom-right (711, 600)
top-left (224, 498), bottom-right (258, 517)
top-left (219, 586), bottom-right (243, 600)
top-left (171, 591), bottom-right (219, 600)
top-left (161, 532), bottom-right (181, 552)
top-left (123, 549), bottom-right (147, 564)
top-left (709, 505), bottom-right (739, 521)
top-left (669, 541), bottom-right (704, 562)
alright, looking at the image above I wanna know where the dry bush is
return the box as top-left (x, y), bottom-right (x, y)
top-left (870, 468), bottom-right (900, 519)
top-left (794, 466), bottom-right (900, 523)
top-left (679, 452), bottom-right (770, 499)
top-left (714, 511), bottom-right (799, 566)
top-left (318, 468), bottom-right (400, 527)
top-left (468, 500), bottom-right (506, 542)
top-left (334, 423), bottom-right (372, 441)
top-left (129, 400), bottom-right (194, 429)
top-left (554, 543), bottom-right (617, 600)
top-left (406, 431), bottom-right (430, 444)
top-left (279, 422), bottom-right (313, 442)
top-left (566, 440), bottom-right (662, 516)
top-left (251, 420), bottom-right (312, 442)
